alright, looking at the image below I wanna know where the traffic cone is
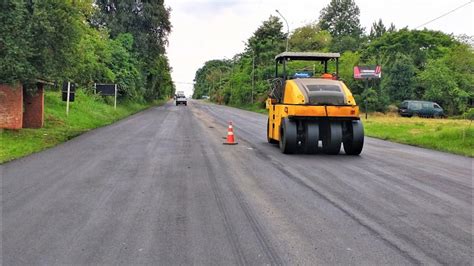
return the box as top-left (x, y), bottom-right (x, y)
top-left (223, 121), bottom-right (238, 145)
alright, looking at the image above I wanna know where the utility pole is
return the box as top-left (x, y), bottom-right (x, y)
top-left (276, 9), bottom-right (289, 52)
top-left (242, 41), bottom-right (256, 104)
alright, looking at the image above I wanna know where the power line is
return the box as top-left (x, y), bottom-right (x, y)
top-left (415, 0), bottom-right (473, 29)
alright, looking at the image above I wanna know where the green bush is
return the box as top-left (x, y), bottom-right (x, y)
top-left (463, 108), bottom-right (474, 120)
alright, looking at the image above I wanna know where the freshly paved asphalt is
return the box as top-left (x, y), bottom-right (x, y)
top-left (1, 100), bottom-right (472, 265)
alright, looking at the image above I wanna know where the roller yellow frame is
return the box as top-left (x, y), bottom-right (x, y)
top-left (266, 52), bottom-right (364, 155)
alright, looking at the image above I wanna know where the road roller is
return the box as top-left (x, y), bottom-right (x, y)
top-left (266, 52), bottom-right (364, 155)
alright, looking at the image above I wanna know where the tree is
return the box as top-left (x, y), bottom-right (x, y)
top-left (192, 60), bottom-right (233, 100)
top-left (418, 44), bottom-right (473, 114)
top-left (0, 0), bottom-right (84, 84)
top-left (72, 27), bottom-right (115, 87)
top-left (330, 35), bottom-right (362, 53)
top-left (454, 34), bottom-right (474, 47)
top-left (387, 23), bottom-right (396, 33)
top-left (107, 34), bottom-right (144, 100)
top-left (361, 88), bottom-right (378, 112)
top-left (369, 19), bottom-right (386, 40)
top-left (338, 51), bottom-right (362, 93)
top-left (364, 28), bottom-right (457, 69)
top-left (419, 59), bottom-right (468, 115)
top-left (246, 16), bottom-right (286, 102)
top-left (193, 16), bottom-right (286, 105)
top-left (95, 0), bottom-right (171, 51)
top-left (0, 1), bottom-right (33, 84)
top-left (0, 0), bottom-right (174, 102)
top-left (318, 0), bottom-right (364, 38)
top-left (289, 23), bottom-right (331, 52)
top-left (443, 44), bottom-right (474, 96)
top-left (28, 0), bottom-right (84, 81)
top-left (382, 53), bottom-right (416, 102)
top-left (95, 0), bottom-right (172, 100)
top-left (248, 15), bottom-right (286, 63)
top-left (249, 16), bottom-right (286, 45)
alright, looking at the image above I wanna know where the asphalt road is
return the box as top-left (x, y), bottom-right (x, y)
top-left (2, 100), bottom-right (472, 265)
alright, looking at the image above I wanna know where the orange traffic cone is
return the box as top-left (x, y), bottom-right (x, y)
top-left (223, 121), bottom-right (238, 145)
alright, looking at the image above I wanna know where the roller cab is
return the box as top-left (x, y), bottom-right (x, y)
top-left (266, 52), bottom-right (364, 155)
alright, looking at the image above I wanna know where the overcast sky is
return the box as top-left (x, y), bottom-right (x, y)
top-left (166, 0), bottom-right (473, 96)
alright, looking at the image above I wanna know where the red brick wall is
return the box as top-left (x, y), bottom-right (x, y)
top-left (0, 83), bottom-right (23, 129)
top-left (23, 84), bottom-right (44, 128)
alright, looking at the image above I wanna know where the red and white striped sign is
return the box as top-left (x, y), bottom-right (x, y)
top-left (354, 66), bottom-right (382, 79)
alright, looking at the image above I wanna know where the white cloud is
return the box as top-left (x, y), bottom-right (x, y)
top-left (166, 0), bottom-right (473, 97)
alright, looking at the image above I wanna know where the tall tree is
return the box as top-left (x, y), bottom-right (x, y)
top-left (0, 0), bottom-right (83, 83)
top-left (418, 44), bottom-right (473, 114)
top-left (289, 23), bottom-right (332, 52)
top-left (194, 16), bottom-right (286, 105)
top-left (382, 53), bottom-right (416, 102)
top-left (364, 28), bottom-right (457, 69)
top-left (0, 1), bottom-right (33, 83)
top-left (387, 23), bottom-right (396, 33)
top-left (28, 0), bottom-right (83, 81)
top-left (318, 0), bottom-right (365, 52)
top-left (95, 0), bottom-right (171, 54)
top-left (369, 19), bottom-right (386, 40)
top-left (419, 59), bottom-right (468, 115)
top-left (246, 16), bottom-right (286, 101)
top-left (95, 0), bottom-right (173, 100)
top-left (318, 0), bottom-right (364, 38)
top-left (248, 15), bottom-right (286, 63)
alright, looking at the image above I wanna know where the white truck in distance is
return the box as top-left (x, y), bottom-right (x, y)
top-left (175, 91), bottom-right (187, 106)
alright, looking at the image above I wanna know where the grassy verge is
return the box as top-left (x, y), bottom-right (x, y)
top-left (227, 104), bottom-right (473, 157)
top-left (229, 103), bottom-right (267, 114)
top-left (0, 90), bottom-right (165, 163)
top-left (362, 113), bottom-right (473, 157)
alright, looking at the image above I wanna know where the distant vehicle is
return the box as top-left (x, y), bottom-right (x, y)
top-left (175, 94), bottom-right (187, 106)
top-left (399, 100), bottom-right (445, 118)
top-left (201, 95), bottom-right (210, 100)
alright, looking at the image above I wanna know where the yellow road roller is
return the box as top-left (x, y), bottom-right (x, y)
top-left (266, 52), bottom-right (364, 155)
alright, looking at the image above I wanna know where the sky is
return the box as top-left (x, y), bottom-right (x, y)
top-left (166, 0), bottom-right (474, 96)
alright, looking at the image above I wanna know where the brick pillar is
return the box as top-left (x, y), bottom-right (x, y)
top-left (23, 84), bottom-right (44, 128)
top-left (0, 83), bottom-right (23, 129)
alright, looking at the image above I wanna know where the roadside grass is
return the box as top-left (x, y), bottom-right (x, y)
top-left (0, 90), bottom-right (165, 163)
top-left (229, 103), bottom-right (267, 114)
top-left (362, 113), bottom-right (473, 157)
top-left (227, 104), bottom-right (473, 157)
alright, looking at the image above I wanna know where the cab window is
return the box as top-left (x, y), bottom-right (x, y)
top-left (434, 104), bottom-right (441, 109)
